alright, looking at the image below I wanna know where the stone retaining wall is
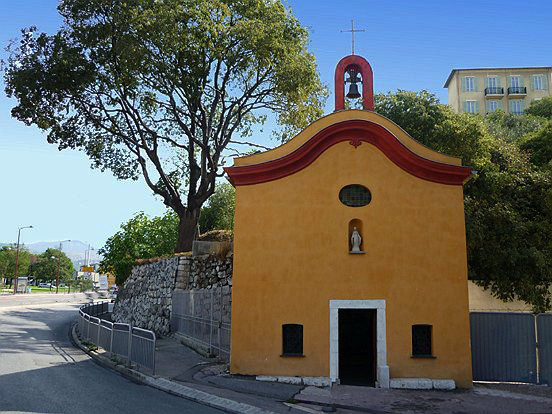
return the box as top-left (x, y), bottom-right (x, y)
top-left (175, 253), bottom-right (233, 290)
top-left (112, 257), bottom-right (178, 336)
top-left (113, 253), bottom-right (233, 337)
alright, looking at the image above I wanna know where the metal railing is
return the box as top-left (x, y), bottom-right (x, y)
top-left (508, 86), bottom-right (527, 95)
top-left (171, 287), bottom-right (231, 362)
top-left (77, 301), bottom-right (156, 374)
top-left (484, 87), bottom-right (504, 95)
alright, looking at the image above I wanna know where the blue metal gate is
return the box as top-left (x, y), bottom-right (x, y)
top-left (537, 314), bottom-right (552, 385)
top-left (470, 312), bottom-right (538, 383)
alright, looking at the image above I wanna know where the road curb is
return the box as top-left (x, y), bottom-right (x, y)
top-left (71, 323), bottom-right (277, 414)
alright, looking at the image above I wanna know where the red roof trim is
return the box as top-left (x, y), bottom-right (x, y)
top-left (224, 120), bottom-right (471, 186)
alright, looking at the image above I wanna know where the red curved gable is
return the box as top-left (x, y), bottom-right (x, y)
top-left (224, 120), bottom-right (471, 186)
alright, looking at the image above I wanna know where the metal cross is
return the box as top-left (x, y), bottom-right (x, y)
top-left (340, 19), bottom-right (365, 55)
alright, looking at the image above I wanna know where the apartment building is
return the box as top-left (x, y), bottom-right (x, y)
top-left (444, 67), bottom-right (552, 115)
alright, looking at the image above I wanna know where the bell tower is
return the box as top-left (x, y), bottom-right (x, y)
top-left (334, 55), bottom-right (374, 112)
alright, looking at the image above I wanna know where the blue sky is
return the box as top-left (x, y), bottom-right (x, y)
top-left (1, 0), bottom-right (552, 248)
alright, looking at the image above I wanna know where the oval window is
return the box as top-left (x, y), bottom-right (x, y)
top-left (339, 184), bottom-right (371, 207)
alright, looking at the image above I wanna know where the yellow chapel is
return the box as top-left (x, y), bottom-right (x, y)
top-left (225, 55), bottom-right (473, 389)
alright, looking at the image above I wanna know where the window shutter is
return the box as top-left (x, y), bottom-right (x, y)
top-left (463, 101), bottom-right (468, 113)
top-left (543, 75), bottom-right (549, 91)
top-left (497, 100), bottom-right (503, 110)
top-left (509, 100), bottom-right (514, 113)
top-left (531, 76), bottom-right (535, 91)
top-left (474, 101), bottom-right (480, 113)
top-left (473, 78), bottom-right (479, 92)
top-left (520, 100), bottom-right (525, 113)
top-left (461, 77), bottom-right (467, 92)
top-left (485, 101), bottom-right (490, 112)
top-left (496, 77), bottom-right (501, 87)
top-left (519, 76), bottom-right (525, 87)
top-left (484, 77), bottom-right (489, 88)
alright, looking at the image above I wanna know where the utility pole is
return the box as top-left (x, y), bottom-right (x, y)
top-left (13, 225), bottom-right (33, 294)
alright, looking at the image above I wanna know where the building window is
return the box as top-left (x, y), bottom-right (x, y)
top-left (464, 100), bottom-right (479, 114)
top-left (486, 100), bottom-right (501, 113)
top-left (510, 75), bottom-right (521, 88)
top-left (533, 75), bottom-right (547, 91)
top-left (487, 77), bottom-right (498, 88)
top-left (464, 76), bottom-right (476, 92)
top-left (510, 99), bottom-right (524, 115)
top-left (339, 184), bottom-right (371, 207)
top-left (282, 324), bottom-right (303, 356)
top-left (412, 325), bottom-right (433, 357)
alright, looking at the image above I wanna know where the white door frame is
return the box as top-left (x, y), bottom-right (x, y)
top-left (329, 300), bottom-right (389, 388)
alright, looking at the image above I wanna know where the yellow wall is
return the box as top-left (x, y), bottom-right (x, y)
top-left (230, 117), bottom-right (473, 388)
top-left (468, 281), bottom-right (531, 312)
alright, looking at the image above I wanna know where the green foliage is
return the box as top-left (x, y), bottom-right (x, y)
top-left (72, 279), bottom-right (93, 292)
top-left (199, 183), bottom-right (235, 232)
top-left (4, 0), bottom-right (327, 251)
top-left (376, 90), bottom-right (552, 312)
top-left (520, 121), bottom-right (552, 168)
top-left (0, 246), bottom-right (32, 283)
top-left (484, 110), bottom-right (545, 143)
top-left (98, 211), bottom-right (179, 285)
top-left (31, 248), bottom-right (75, 283)
top-left (375, 90), bottom-right (490, 167)
top-left (465, 139), bottom-right (552, 312)
top-left (526, 96), bottom-right (552, 119)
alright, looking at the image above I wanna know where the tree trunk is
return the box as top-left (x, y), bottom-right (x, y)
top-left (176, 209), bottom-right (200, 253)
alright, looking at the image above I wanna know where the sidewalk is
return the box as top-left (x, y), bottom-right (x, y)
top-left (149, 336), bottom-right (307, 413)
top-left (294, 382), bottom-right (552, 413)
top-left (142, 336), bottom-right (552, 414)
top-left (76, 329), bottom-right (552, 414)
top-left (0, 291), bottom-right (108, 308)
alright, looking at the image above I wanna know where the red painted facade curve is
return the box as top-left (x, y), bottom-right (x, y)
top-left (224, 120), bottom-right (471, 187)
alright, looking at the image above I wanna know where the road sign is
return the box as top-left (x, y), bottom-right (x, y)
top-left (82, 266), bottom-right (94, 272)
top-left (99, 275), bottom-right (108, 290)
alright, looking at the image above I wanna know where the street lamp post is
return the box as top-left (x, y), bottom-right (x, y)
top-left (13, 225), bottom-right (33, 294)
top-left (55, 240), bottom-right (71, 294)
top-left (84, 244), bottom-right (95, 267)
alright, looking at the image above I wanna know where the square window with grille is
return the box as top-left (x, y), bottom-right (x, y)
top-left (282, 324), bottom-right (303, 356)
top-left (412, 325), bottom-right (432, 357)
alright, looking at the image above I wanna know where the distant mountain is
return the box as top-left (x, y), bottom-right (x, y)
top-left (1, 240), bottom-right (102, 270)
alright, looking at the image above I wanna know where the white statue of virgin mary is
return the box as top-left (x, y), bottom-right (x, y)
top-left (351, 227), bottom-right (362, 253)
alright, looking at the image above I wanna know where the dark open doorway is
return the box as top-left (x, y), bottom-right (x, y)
top-left (338, 308), bottom-right (377, 386)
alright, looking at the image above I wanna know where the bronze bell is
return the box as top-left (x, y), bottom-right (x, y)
top-left (346, 70), bottom-right (361, 99)
top-left (346, 82), bottom-right (361, 99)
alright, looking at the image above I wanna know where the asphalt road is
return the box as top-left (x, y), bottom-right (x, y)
top-left (0, 294), bottom-right (222, 414)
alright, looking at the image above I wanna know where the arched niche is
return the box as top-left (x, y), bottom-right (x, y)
top-left (348, 218), bottom-right (365, 254)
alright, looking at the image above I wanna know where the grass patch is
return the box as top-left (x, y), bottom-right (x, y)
top-left (80, 340), bottom-right (98, 352)
top-left (27, 287), bottom-right (71, 293)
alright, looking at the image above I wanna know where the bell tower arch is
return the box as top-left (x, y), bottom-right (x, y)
top-left (334, 55), bottom-right (374, 112)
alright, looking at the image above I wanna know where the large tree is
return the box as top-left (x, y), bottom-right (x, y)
top-left (99, 211), bottom-right (180, 285)
top-left (199, 182), bottom-right (235, 233)
top-left (375, 91), bottom-right (552, 312)
top-left (0, 246), bottom-right (33, 287)
top-left (31, 248), bottom-right (75, 285)
top-left (4, 0), bottom-right (326, 252)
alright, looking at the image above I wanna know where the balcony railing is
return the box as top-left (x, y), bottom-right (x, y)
top-left (484, 87), bottom-right (504, 96)
top-left (508, 86), bottom-right (527, 95)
